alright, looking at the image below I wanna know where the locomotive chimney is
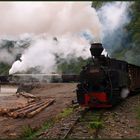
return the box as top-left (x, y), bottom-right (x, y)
top-left (90, 43), bottom-right (103, 58)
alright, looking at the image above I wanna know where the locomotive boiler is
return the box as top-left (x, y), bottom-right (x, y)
top-left (76, 43), bottom-right (140, 108)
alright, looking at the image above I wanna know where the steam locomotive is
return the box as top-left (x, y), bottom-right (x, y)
top-left (76, 43), bottom-right (140, 108)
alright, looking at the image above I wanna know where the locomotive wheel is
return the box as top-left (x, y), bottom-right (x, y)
top-left (120, 87), bottom-right (129, 99)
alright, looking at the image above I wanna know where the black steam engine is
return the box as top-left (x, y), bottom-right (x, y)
top-left (76, 43), bottom-right (140, 108)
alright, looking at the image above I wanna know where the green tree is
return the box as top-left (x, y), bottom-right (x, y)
top-left (111, 2), bottom-right (140, 66)
top-left (0, 63), bottom-right (11, 75)
top-left (57, 57), bottom-right (89, 74)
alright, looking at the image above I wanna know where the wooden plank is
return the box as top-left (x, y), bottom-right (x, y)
top-left (27, 99), bottom-right (54, 118)
top-left (0, 108), bottom-right (9, 115)
top-left (0, 98), bottom-right (54, 118)
top-left (8, 100), bottom-right (45, 118)
top-left (18, 100), bottom-right (52, 118)
top-left (20, 92), bottom-right (37, 98)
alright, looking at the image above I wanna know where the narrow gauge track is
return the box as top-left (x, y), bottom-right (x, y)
top-left (41, 108), bottom-right (105, 139)
top-left (62, 108), bottom-right (88, 139)
top-left (67, 109), bottom-right (105, 139)
top-left (94, 110), bottom-right (105, 138)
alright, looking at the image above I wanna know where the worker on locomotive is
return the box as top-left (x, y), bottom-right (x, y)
top-left (76, 43), bottom-right (131, 108)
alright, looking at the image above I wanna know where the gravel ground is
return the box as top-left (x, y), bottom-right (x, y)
top-left (99, 94), bottom-right (140, 138)
top-left (40, 108), bottom-right (103, 139)
top-left (40, 108), bottom-right (82, 139)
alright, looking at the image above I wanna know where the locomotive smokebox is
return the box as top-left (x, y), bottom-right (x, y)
top-left (90, 43), bottom-right (103, 58)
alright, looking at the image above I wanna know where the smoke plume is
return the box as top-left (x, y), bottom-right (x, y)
top-left (0, 1), bottom-right (131, 74)
top-left (9, 35), bottom-right (91, 74)
top-left (6, 1), bottom-right (102, 74)
top-left (97, 2), bottom-right (131, 54)
top-left (0, 2), bottom-right (101, 40)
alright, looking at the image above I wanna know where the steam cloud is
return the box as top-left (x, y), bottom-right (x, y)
top-left (0, 2), bottom-right (101, 39)
top-left (0, 2), bottom-right (131, 74)
top-left (7, 1), bottom-right (102, 74)
top-left (97, 2), bottom-right (131, 54)
top-left (9, 35), bottom-right (91, 74)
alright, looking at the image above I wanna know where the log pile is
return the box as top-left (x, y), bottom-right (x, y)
top-left (0, 98), bottom-right (54, 118)
top-left (19, 92), bottom-right (37, 99)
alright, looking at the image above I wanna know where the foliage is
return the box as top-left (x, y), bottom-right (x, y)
top-left (57, 57), bottom-right (89, 74)
top-left (0, 63), bottom-right (11, 75)
top-left (21, 125), bottom-right (36, 139)
top-left (21, 119), bottom-right (54, 140)
top-left (111, 1), bottom-right (140, 66)
top-left (127, 1), bottom-right (140, 44)
top-left (92, 1), bottom-right (104, 9)
top-left (136, 106), bottom-right (140, 120)
top-left (88, 113), bottom-right (103, 129)
top-left (56, 107), bottom-right (74, 121)
top-left (89, 121), bottom-right (103, 129)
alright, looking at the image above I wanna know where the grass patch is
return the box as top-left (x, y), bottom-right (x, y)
top-left (84, 111), bottom-right (104, 130)
top-left (41, 119), bottom-right (54, 131)
top-left (21, 125), bottom-right (37, 139)
top-left (136, 106), bottom-right (140, 120)
top-left (89, 121), bottom-right (103, 129)
top-left (56, 107), bottom-right (74, 121)
top-left (21, 107), bottom-right (75, 139)
top-left (21, 119), bottom-right (54, 140)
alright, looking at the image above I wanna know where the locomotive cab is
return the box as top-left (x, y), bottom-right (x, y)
top-left (76, 43), bottom-right (130, 108)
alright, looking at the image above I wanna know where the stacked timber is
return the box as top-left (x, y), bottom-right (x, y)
top-left (19, 92), bottom-right (37, 98)
top-left (0, 98), bottom-right (54, 118)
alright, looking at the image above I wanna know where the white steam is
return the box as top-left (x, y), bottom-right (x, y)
top-left (120, 88), bottom-right (129, 99)
top-left (97, 2), bottom-right (131, 54)
top-left (9, 35), bottom-right (91, 74)
top-left (0, 2), bottom-right (101, 41)
top-left (98, 2), bottom-right (130, 32)
top-left (0, 1), bottom-right (131, 74)
top-left (7, 1), bottom-right (102, 74)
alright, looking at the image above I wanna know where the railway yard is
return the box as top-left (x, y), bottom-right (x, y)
top-left (0, 83), bottom-right (140, 139)
top-left (0, 1), bottom-right (139, 139)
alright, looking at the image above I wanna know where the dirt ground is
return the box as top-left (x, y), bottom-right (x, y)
top-left (0, 83), bottom-right (77, 139)
top-left (1, 83), bottom-right (140, 139)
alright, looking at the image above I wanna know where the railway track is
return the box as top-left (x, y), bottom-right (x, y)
top-left (94, 110), bottom-right (105, 138)
top-left (67, 109), bottom-right (105, 139)
top-left (41, 108), bottom-right (105, 139)
top-left (61, 108), bottom-right (88, 139)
